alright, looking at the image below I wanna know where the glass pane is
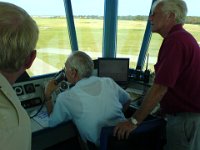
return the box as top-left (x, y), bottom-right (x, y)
top-left (117, 0), bottom-right (152, 69)
top-left (148, 34), bottom-right (162, 71)
top-left (2, 0), bottom-right (71, 77)
top-left (71, 0), bottom-right (104, 60)
top-left (184, 0), bottom-right (200, 42)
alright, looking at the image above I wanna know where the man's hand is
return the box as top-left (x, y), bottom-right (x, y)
top-left (44, 79), bottom-right (58, 115)
top-left (44, 79), bottom-right (58, 98)
top-left (113, 120), bottom-right (137, 140)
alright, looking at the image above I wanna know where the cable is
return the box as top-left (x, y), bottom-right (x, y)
top-left (29, 99), bottom-right (46, 118)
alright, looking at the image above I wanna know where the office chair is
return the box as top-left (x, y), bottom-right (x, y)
top-left (100, 116), bottom-right (166, 150)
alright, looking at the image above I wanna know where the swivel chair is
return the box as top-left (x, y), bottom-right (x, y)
top-left (100, 116), bottom-right (166, 150)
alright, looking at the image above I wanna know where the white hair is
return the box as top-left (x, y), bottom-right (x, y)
top-left (152, 0), bottom-right (187, 24)
top-left (66, 51), bottom-right (94, 79)
top-left (0, 2), bottom-right (39, 72)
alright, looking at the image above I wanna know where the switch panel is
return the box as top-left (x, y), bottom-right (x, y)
top-left (13, 75), bottom-right (53, 111)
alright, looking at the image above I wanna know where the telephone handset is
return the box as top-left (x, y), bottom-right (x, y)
top-left (53, 69), bottom-right (72, 92)
top-left (54, 69), bottom-right (66, 85)
top-left (49, 69), bottom-right (74, 102)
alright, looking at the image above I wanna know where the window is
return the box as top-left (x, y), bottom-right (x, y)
top-left (117, 0), bottom-right (152, 69)
top-left (71, 0), bottom-right (104, 60)
top-left (3, 0), bottom-right (199, 77)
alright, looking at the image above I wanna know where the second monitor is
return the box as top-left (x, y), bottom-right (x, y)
top-left (97, 58), bottom-right (129, 85)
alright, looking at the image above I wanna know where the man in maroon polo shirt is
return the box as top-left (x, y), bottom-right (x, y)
top-left (114, 0), bottom-right (200, 150)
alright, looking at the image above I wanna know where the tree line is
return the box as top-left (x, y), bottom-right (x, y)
top-left (74, 15), bottom-right (200, 24)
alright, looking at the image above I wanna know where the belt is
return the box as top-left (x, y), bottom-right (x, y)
top-left (165, 112), bottom-right (200, 119)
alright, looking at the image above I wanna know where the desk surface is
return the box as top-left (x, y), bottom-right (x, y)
top-left (31, 119), bottom-right (43, 132)
top-left (30, 106), bottom-right (49, 132)
top-left (30, 108), bottom-right (79, 150)
top-left (32, 120), bottom-right (78, 150)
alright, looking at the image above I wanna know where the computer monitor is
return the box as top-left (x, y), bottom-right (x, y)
top-left (97, 58), bottom-right (129, 85)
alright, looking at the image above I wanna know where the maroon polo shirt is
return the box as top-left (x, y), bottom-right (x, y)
top-left (154, 24), bottom-right (200, 114)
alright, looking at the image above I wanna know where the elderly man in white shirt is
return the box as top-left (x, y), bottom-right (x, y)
top-left (45, 51), bottom-right (131, 148)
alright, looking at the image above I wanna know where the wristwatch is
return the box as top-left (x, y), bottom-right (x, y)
top-left (130, 117), bottom-right (138, 126)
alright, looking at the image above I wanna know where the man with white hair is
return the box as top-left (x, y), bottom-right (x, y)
top-left (114, 0), bottom-right (200, 150)
top-left (45, 51), bottom-right (131, 149)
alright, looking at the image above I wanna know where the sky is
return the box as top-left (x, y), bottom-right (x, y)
top-left (1, 0), bottom-right (200, 16)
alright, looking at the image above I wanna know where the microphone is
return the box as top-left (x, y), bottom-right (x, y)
top-left (54, 69), bottom-right (66, 85)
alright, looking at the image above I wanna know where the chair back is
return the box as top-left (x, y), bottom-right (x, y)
top-left (100, 117), bottom-right (166, 150)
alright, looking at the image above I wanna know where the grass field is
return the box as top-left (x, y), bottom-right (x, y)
top-left (29, 18), bottom-right (200, 76)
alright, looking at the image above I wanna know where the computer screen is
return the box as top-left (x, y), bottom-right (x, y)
top-left (98, 58), bottom-right (129, 85)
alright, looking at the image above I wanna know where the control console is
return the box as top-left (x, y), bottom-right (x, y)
top-left (13, 73), bottom-right (70, 113)
top-left (13, 75), bottom-right (53, 112)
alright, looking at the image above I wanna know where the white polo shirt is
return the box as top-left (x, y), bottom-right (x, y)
top-left (49, 76), bottom-right (130, 145)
